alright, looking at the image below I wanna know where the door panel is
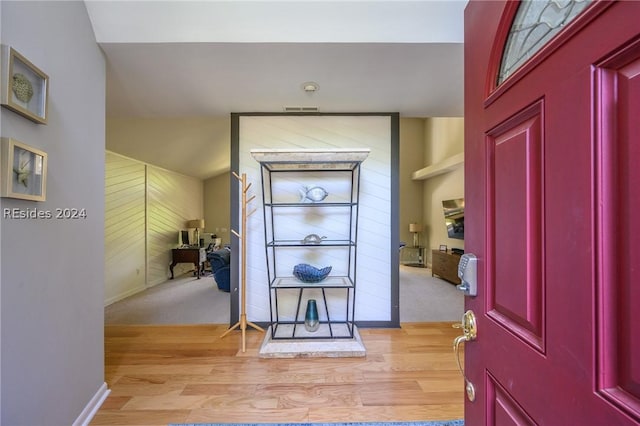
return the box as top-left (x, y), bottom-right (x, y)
top-left (487, 103), bottom-right (544, 351)
top-left (596, 37), bottom-right (640, 419)
top-left (464, 1), bottom-right (640, 424)
top-left (488, 373), bottom-right (537, 426)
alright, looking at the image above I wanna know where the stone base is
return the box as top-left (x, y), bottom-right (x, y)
top-left (258, 325), bottom-right (366, 358)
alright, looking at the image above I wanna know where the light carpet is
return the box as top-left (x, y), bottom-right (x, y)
top-left (399, 265), bottom-right (464, 322)
top-left (170, 422), bottom-right (464, 426)
top-left (105, 266), bottom-right (463, 324)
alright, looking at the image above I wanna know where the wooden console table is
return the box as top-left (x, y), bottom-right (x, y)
top-left (431, 249), bottom-right (462, 284)
top-left (170, 247), bottom-right (206, 279)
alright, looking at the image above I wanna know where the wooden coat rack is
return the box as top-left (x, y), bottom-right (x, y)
top-left (221, 172), bottom-right (264, 352)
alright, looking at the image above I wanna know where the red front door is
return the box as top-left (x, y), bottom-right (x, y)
top-left (464, 1), bottom-right (640, 424)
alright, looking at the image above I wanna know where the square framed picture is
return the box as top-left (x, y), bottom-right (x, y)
top-left (1, 45), bottom-right (49, 124)
top-left (1, 138), bottom-right (48, 201)
top-left (439, 244), bottom-right (448, 252)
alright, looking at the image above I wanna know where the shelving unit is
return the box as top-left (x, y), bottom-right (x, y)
top-left (251, 149), bottom-right (369, 343)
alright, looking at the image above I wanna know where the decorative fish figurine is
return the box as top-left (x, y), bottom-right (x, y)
top-left (301, 234), bottom-right (327, 245)
top-left (299, 185), bottom-right (328, 203)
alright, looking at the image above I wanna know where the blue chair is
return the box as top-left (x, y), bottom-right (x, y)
top-left (206, 248), bottom-right (230, 292)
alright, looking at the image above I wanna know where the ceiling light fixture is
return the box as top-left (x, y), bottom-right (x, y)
top-left (302, 81), bottom-right (319, 92)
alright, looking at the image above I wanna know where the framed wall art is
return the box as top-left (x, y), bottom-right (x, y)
top-left (1, 137), bottom-right (48, 201)
top-left (1, 45), bottom-right (49, 124)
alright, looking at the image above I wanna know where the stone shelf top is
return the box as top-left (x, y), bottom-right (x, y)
top-left (251, 148), bottom-right (370, 170)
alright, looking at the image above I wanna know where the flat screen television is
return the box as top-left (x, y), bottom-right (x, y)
top-left (442, 198), bottom-right (464, 240)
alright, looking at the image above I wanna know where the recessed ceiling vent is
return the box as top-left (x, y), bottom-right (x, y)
top-left (283, 106), bottom-right (319, 113)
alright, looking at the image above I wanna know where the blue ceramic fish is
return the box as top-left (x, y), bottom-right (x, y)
top-left (299, 185), bottom-right (328, 203)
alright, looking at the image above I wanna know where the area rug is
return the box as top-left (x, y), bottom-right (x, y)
top-left (170, 421), bottom-right (464, 426)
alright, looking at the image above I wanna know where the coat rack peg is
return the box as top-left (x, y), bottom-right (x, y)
top-left (221, 171), bottom-right (264, 351)
top-left (247, 208), bottom-right (257, 218)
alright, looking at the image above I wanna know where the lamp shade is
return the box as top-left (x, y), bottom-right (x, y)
top-left (187, 219), bottom-right (205, 229)
top-left (409, 223), bottom-right (423, 233)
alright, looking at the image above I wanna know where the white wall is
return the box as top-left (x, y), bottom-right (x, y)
top-left (238, 115), bottom-right (394, 323)
top-left (0, 2), bottom-right (106, 424)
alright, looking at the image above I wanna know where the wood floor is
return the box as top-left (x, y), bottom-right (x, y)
top-left (92, 323), bottom-right (464, 425)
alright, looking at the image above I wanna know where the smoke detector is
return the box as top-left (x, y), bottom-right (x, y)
top-left (301, 81), bottom-right (319, 92)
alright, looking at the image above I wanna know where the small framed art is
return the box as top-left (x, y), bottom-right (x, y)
top-left (1, 45), bottom-right (49, 124)
top-left (439, 244), bottom-right (448, 252)
top-left (1, 138), bottom-right (48, 201)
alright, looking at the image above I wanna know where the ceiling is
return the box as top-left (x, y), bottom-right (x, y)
top-left (86, 0), bottom-right (467, 179)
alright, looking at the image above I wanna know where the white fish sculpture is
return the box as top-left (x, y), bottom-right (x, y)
top-left (299, 185), bottom-right (328, 203)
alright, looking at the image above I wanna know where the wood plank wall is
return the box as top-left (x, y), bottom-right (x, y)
top-left (105, 151), bottom-right (203, 305)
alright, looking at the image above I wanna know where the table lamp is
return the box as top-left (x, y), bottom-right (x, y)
top-left (409, 223), bottom-right (423, 247)
top-left (187, 219), bottom-right (205, 247)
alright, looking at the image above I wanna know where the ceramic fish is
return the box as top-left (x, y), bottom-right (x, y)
top-left (299, 185), bottom-right (328, 203)
top-left (301, 234), bottom-right (327, 245)
top-left (293, 263), bottom-right (332, 283)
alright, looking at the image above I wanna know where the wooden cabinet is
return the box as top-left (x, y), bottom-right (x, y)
top-left (431, 250), bottom-right (461, 284)
top-left (170, 248), bottom-right (206, 279)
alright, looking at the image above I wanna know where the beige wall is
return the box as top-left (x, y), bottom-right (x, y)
top-left (106, 117), bottom-right (230, 180)
top-left (421, 117), bottom-right (465, 265)
top-left (203, 172), bottom-right (231, 245)
top-left (399, 118), bottom-right (426, 246)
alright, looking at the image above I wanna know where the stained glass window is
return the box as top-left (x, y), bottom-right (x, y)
top-left (498, 0), bottom-right (591, 85)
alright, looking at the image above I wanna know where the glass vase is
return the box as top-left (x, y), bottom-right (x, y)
top-left (304, 299), bottom-right (320, 332)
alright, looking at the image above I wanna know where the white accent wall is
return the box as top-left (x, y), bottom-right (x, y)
top-left (238, 115), bottom-right (393, 323)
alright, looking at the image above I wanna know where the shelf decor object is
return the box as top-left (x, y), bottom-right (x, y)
top-left (304, 299), bottom-right (320, 332)
top-left (293, 263), bottom-right (332, 283)
top-left (252, 148), bottom-right (369, 357)
top-left (1, 137), bottom-right (47, 201)
top-left (220, 172), bottom-right (264, 352)
top-left (1, 45), bottom-right (49, 124)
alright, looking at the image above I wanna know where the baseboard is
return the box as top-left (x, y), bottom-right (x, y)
top-left (104, 285), bottom-right (145, 306)
top-left (72, 382), bottom-right (110, 426)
